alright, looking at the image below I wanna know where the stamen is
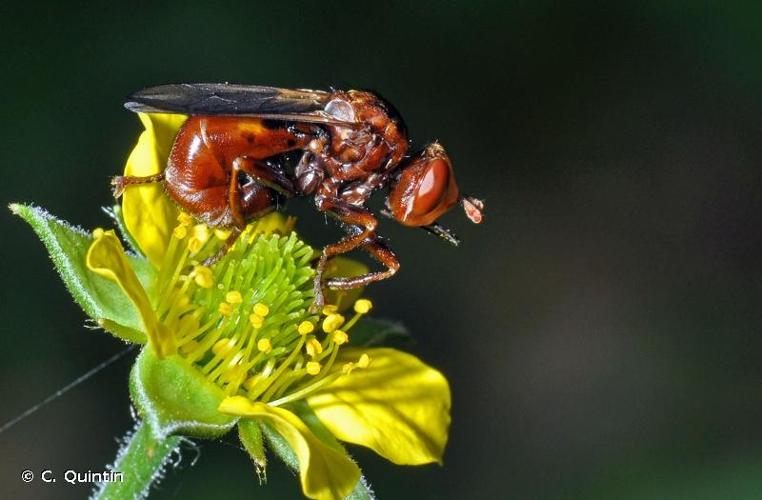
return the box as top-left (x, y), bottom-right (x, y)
top-left (218, 302), bottom-right (234, 316)
top-left (253, 303), bottom-right (270, 317)
top-left (332, 330), bottom-right (349, 345)
top-left (257, 338), bottom-right (272, 353)
top-left (298, 321), bottom-right (315, 335)
top-left (354, 299), bottom-right (373, 314)
top-left (226, 291), bottom-right (243, 304)
top-left (173, 225), bottom-right (188, 240)
top-left (177, 213), bottom-right (194, 226)
top-left (306, 361), bottom-right (321, 375)
top-left (249, 314), bottom-right (265, 329)
top-left (322, 314), bottom-right (345, 333)
top-left (305, 337), bottom-right (323, 358)
top-left (193, 266), bottom-right (214, 288)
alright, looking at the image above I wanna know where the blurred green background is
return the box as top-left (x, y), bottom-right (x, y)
top-left (2, 1), bottom-right (762, 499)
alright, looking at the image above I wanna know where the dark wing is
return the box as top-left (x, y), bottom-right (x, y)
top-left (124, 83), bottom-right (351, 125)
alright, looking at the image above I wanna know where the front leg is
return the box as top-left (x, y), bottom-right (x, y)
top-left (324, 230), bottom-right (400, 289)
top-left (233, 157), bottom-right (296, 198)
top-left (311, 193), bottom-right (379, 311)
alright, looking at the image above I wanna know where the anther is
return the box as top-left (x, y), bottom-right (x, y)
top-left (173, 225), bottom-right (188, 239)
top-left (193, 266), bottom-right (214, 288)
top-left (249, 314), bottom-right (265, 329)
top-left (193, 224), bottom-right (210, 243)
top-left (332, 330), bottom-right (349, 345)
top-left (357, 353), bottom-right (371, 369)
top-left (298, 321), bottom-right (315, 335)
top-left (218, 302), bottom-right (234, 316)
top-left (253, 303), bottom-right (270, 317)
top-left (305, 337), bottom-right (323, 358)
top-left (257, 338), bottom-right (272, 353)
top-left (354, 299), bottom-right (373, 314)
top-left (177, 213), bottom-right (194, 226)
top-left (92, 227), bottom-right (105, 239)
top-left (180, 340), bottom-right (200, 354)
top-left (212, 338), bottom-right (236, 356)
top-left (226, 291), bottom-right (243, 304)
top-left (306, 361), bottom-right (321, 375)
top-left (322, 314), bottom-right (345, 333)
top-left (322, 304), bottom-right (338, 315)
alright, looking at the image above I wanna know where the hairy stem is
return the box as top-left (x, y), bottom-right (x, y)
top-left (92, 421), bottom-right (182, 500)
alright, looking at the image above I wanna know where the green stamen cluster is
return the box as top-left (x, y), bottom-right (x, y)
top-left (148, 215), bottom-right (371, 408)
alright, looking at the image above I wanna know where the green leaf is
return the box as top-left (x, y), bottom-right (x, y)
top-left (10, 203), bottom-right (153, 343)
top-left (239, 419), bottom-right (267, 483)
top-left (349, 317), bottom-right (412, 347)
top-left (129, 346), bottom-right (237, 440)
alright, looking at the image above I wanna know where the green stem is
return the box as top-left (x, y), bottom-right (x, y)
top-left (93, 421), bottom-right (182, 500)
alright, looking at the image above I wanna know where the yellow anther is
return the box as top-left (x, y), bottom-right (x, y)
top-left (342, 362), bottom-right (355, 375)
top-left (222, 366), bottom-right (244, 382)
top-left (173, 225), bottom-right (188, 239)
top-left (175, 294), bottom-right (190, 308)
top-left (212, 338), bottom-right (236, 356)
top-left (243, 375), bottom-right (260, 391)
top-left (306, 361), bottom-right (321, 375)
top-left (321, 304), bottom-right (338, 315)
top-left (322, 314), bottom-right (345, 333)
top-left (357, 353), bottom-right (371, 369)
top-left (253, 303), bottom-right (270, 317)
top-left (298, 321), bottom-right (315, 335)
top-left (179, 339), bottom-right (200, 354)
top-left (249, 314), bottom-right (265, 329)
top-left (192, 224), bottom-right (210, 243)
top-left (218, 302), bottom-right (234, 316)
top-left (305, 337), bottom-right (323, 358)
top-left (177, 213), bottom-right (194, 226)
top-left (193, 266), bottom-right (214, 288)
top-left (257, 338), bottom-right (272, 353)
top-left (354, 299), bottom-right (373, 314)
top-left (214, 228), bottom-right (231, 240)
top-left (226, 291), bottom-right (243, 304)
top-left (187, 237), bottom-right (203, 253)
top-left (92, 227), bottom-right (104, 239)
top-left (332, 330), bottom-right (349, 345)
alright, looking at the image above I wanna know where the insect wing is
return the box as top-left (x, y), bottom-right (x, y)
top-left (125, 83), bottom-right (332, 117)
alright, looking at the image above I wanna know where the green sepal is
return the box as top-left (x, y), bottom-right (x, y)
top-left (238, 419), bottom-right (267, 483)
top-left (262, 401), bottom-right (375, 500)
top-left (11, 203), bottom-right (153, 343)
top-left (349, 317), bottom-right (412, 347)
top-left (129, 346), bottom-right (237, 440)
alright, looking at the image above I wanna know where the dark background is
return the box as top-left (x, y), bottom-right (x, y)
top-left (2, 1), bottom-right (762, 499)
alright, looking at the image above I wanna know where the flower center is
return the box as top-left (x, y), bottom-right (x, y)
top-left (152, 213), bottom-right (371, 405)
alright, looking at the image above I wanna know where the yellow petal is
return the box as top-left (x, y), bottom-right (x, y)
top-left (219, 397), bottom-right (360, 500)
top-left (307, 347), bottom-right (451, 465)
top-left (122, 112), bottom-right (187, 266)
top-left (86, 229), bottom-right (174, 357)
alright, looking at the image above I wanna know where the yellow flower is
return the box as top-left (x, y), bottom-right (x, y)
top-left (82, 114), bottom-right (452, 500)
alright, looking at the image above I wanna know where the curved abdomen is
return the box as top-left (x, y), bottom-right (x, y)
top-left (165, 116), bottom-right (308, 227)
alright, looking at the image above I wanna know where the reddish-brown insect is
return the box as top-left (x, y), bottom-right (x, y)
top-left (114, 84), bottom-right (484, 309)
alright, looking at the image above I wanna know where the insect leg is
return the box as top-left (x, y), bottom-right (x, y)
top-left (233, 157), bottom-right (296, 198)
top-left (201, 166), bottom-right (248, 266)
top-left (111, 173), bottom-right (165, 198)
top-left (311, 196), bottom-right (379, 311)
top-left (324, 233), bottom-right (400, 289)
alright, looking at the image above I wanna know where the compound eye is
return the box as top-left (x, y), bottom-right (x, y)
top-left (411, 158), bottom-right (451, 217)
